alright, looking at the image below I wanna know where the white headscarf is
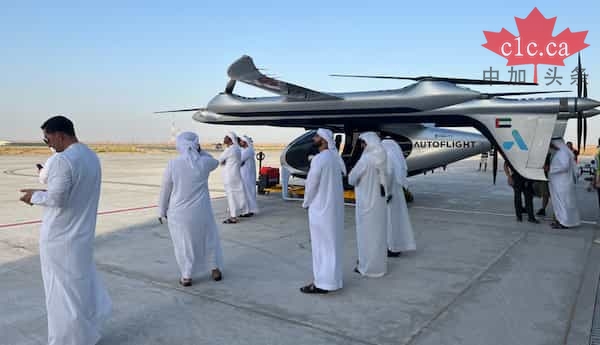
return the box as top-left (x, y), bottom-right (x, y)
top-left (241, 135), bottom-right (254, 149)
top-left (317, 128), bottom-right (347, 175)
top-left (226, 132), bottom-right (239, 147)
top-left (551, 139), bottom-right (573, 158)
top-left (552, 138), bottom-right (576, 179)
top-left (381, 138), bottom-right (408, 187)
top-left (175, 131), bottom-right (202, 169)
top-left (359, 132), bottom-right (388, 189)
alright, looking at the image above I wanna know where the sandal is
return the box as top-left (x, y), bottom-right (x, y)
top-left (551, 222), bottom-right (568, 229)
top-left (179, 278), bottom-right (192, 287)
top-left (211, 269), bottom-right (223, 282)
top-left (223, 218), bottom-right (238, 224)
top-left (300, 283), bottom-right (329, 294)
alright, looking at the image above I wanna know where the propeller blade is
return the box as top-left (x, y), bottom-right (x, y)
top-left (576, 53), bottom-right (583, 153)
top-left (492, 147), bottom-right (498, 185)
top-left (577, 53), bottom-right (583, 98)
top-left (584, 117), bottom-right (588, 152)
top-left (482, 90), bottom-right (571, 98)
top-left (583, 74), bottom-right (588, 150)
top-left (577, 113), bottom-right (582, 153)
top-left (329, 74), bottom-right (538, 86)
top-left (154, 108), bottom-right (205, 114)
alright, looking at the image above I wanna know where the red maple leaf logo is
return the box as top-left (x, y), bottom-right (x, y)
top-left (482, 7), bottom-right (590, 83)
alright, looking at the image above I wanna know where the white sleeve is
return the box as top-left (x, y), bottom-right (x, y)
top-left (207, 156), bottom-right (219, 172)
top-left (302, 155), bottom-right (322, 208)
top-left (38, 167), bottom-right (49, 185)
top-left (348, 156), bottom-right (366, 186)
top-left (31, 155), bottom-right (71, 207)
top-left (218, 148), bottom-right (230, 164)
top-left (158, 162), bottom-right (174, 218)
top-left (241, 149), bottom-right (252, 166)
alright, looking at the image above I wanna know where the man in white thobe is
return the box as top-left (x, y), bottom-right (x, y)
top-left (300, 128), bottom-right (346, 294)
top-left (548, 139), bottom-right (581, 229)
top-left (381, 138), bottom-right (416, 257)
top-left (239, 135), bottom-right (259, 217)
top-left (348, 132), bottom-right (389, 278)
top-left (218, 132), bottom-right (247, 224)
top-left (159, 132), bottom-right (224, 286)
top-left (20, 116), bottom-right (111, 345)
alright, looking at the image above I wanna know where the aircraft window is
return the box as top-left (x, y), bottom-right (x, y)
top-left (380, 132), bottom-right (413, 158)
top-left (283, 131), bottom-right (318, 173)
top-left (334, 133), bottom-right (345, 152)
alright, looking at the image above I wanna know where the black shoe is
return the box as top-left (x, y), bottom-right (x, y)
top-left (387, 249), bottom-right (402, 257)
top-left (536, 209), bottom-right (546, 216)
top-left (300, 283), bottom-right (329, 294)
top-left (551, 221), bottom-right (568, 229)
top-left (353, 267), bottom-right (361, 274)
top-left (527, 218), bottom-right (540, 224)
top-left (240, 213), bottom-right (254, 218)
top-left (211, 269), bottom-right (222, 282)
top-left (516, 216), bottom-right (523, 222)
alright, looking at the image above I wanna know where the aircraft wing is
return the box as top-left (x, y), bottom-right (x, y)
top-left (473, 113), bottom-right (555, 181)
top-left (192, 109), bottom-right (557, 181)
top-left (227, 55), bottom-right (342, 101)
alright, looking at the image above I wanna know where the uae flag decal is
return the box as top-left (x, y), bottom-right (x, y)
top-left (495, 118), bottom-right (512, 128)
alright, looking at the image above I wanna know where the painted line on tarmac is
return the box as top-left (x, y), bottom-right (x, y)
top-left (0, 196), bottom-right (226, 230)
top-left (412, 206), bottom-right (597, 225)
top-left (4, 168), bottom-right (227, 193)
top-left (0, 205), bottom-right (157, 229)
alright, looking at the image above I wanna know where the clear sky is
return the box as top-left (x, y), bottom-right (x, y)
top-left (1, 0), bottom-right (598, 144)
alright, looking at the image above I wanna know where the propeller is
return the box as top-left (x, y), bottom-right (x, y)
top-left (330, 74), bottom-right (539, 86)
top-left (492, 147), bottom-right (498, 185)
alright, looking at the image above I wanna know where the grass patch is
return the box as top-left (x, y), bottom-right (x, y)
top-left (0, 143), bottom-right (285, 156)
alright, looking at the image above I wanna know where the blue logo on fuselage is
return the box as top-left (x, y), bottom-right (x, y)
top-left (502, 130), bottom-right (528, 151)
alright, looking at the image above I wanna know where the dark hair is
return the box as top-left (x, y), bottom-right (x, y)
top-left (41, 116), bottom-right (76, 137)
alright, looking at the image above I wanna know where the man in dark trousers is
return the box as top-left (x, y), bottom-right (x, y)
top-left (504, 161), bottom-right (539, 223)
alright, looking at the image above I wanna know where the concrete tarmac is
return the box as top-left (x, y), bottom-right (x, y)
top-left (1, 152), bottom-right (599, 345)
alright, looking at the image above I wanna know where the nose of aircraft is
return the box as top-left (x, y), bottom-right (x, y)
top-left (577, 98), bottom-right (600, 111)
top-left (192, 110), bottom-right (221, 123)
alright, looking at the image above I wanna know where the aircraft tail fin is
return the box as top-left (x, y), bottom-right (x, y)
top-left (476, 114), bottom-right (557, 181)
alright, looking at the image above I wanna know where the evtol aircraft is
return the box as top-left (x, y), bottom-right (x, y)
top-left (157, 54), bottom-right (600, 184)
